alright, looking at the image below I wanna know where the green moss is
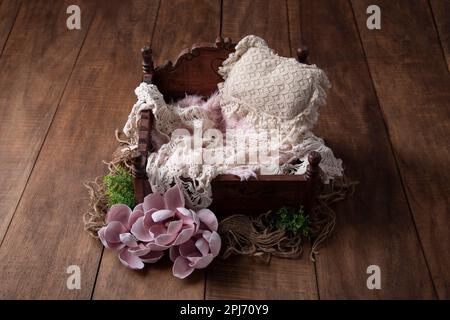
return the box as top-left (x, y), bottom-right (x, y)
top-left (103, 166), bottom-right (135, 208)
top-left (272, 206), bottom-right (310, 237)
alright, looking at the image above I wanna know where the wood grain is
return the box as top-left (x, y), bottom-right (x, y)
top-left (222, 0), bottom-right (291, 56)
top-left (207, 255), bottom-right (318, 299)
top-left (299, 0), bottom-right (436, 299)
top-left (93, 0), bottom-right (221, 299)
top-left (287, 0), bottom-right (302, 56)
top-left (0, 0), bottom-right (21, 56)
top-left (352, 0), bottom-right (450, 299)
top-left (0, 0), bottom-right (95, 244)
top-left (151, 0), bottom-right (222, 66)
top-left (210, 176), bottom-right (318, 216)
top-left (94, 250), bottom-right (205, 299)
top-left (205, 0), bottom-right (318, 300)
top-left (0, 0), bottom-right (158, 299)
top-left (149, 39), bottom-right (234, 100)
top-left (430, 0), bottom-right (450, 72)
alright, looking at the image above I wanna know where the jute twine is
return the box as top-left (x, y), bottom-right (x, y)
top-left (83, 130), bottom-right (136, 238)
top-left (83, 132), bottom-right (357, 261)
top-left (218, 176), bottom-right (357, 262)
top-left (219, 212), bottom-right (303, 263)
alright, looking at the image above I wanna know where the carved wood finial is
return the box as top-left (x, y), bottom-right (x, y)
top-left (215, 35), bottom-right (224, 47)
top-left (141, 45), bottom-right (154, 74)
top-left (296, 46), bottom-right (309, 63)
top-left (216, 36), bottom-right (233, 49)
top-left (224, 37), bottom-right (233, 49)
top-left (305, 151), bottom-right (322, 181)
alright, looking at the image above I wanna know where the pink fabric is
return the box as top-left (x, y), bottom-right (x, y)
top-left (150, 128), bottom-right (169, 151)
top-left (201, 92), bottom-right (226, 132)
top-left (176, 94), bottom-right (204, 108)
top-left (151, 91), bottom-right (252, 152)
top-left (177, 92), bottom-right (226, 133)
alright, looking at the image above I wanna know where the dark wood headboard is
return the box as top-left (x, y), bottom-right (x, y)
top-left (141, 36), bottom-right (235, 101)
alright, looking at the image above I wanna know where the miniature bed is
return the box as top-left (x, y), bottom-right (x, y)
top-left (131, 36), bottom-right (322, 216)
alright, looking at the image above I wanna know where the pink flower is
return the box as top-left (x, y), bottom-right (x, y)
top-left (117, 246), bottom-right (164, 270)
top-left (98, 204), bottom-right (143, 250)
top-left (130, 186), bottom-right (199, 251)
top-left (98, 203), bottom-right (163, 270)
top-left (170, 209), bottom-right (221, 279)
top-left (97, 186), bottom-right (221, 276)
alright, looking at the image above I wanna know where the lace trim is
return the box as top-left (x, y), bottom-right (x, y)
top-left (123, 83), bottom-right (214, 144)
top-left (219, 83), bottom-right (329, 144)
top-left (218, 35), bottom-right (268, 80)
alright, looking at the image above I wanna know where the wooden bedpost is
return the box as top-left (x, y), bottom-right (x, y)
top-left (304, 151), bottom-right (322, 215)
top-left (215, 35), bottom-right (224, 47)
top-left (215, 35), bottom-right (233, 50)
top-left (141, 45), bottom-right (154, 83)
top-left (306, 151), bottom-right (321, 181)
top-left (132, 45), bottom-right (155, 204)
top-left (132, 108), bottom-right (153, 204)
top-left (131, 107), bottom-right (152, 204)
top-left (296, 46), bottom-right (309, 64)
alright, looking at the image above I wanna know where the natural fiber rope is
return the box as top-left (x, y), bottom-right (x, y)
top-left (217, 176), bottom-right (357, 262)
top-left (83, 132), bottom-right (357, 260)
top-left (309, 176), bottom-right (357, 260)
top-left (219, 212), bottom-right (303, 263)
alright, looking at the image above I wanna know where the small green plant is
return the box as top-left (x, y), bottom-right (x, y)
top-left (272, 206), bottom-right (310, 237)
top-left (103, 166), bottom-right (135, 209)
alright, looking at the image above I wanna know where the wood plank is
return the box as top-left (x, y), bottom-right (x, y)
top-left (351, 0), bottom-right (450, 299)
top-left (221, 0), bottom-right (291, 56)
top-left (0, 0), bottom-right (95, 243)
top-left (93, 0), bottom-right (221, 299)
top-left (151, 0), bottom-right (222, 66)
top-left (205, 0), bottom-right (318, 300)
top-left (0, 0), bottom-right (21, 56)
top-left (0, 0), bottom-right (159, 299)
top-left (299, 0), bottom-right (436, 298)
top-left (287, 0), bottom-right (302, 56)
top-left (430, 0), bottom-right (450, 72)
top-left (207, 255), bottom-right (317, 299)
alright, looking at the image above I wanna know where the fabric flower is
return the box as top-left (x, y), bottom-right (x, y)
top-left (170, 209), bottom-right (221, 279)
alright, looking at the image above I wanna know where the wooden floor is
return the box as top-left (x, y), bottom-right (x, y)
top-left (0, 0), bottom-right (448, 299)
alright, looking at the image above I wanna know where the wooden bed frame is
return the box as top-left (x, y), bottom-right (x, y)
top-left (131, 36), bottom-right (322, 216)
